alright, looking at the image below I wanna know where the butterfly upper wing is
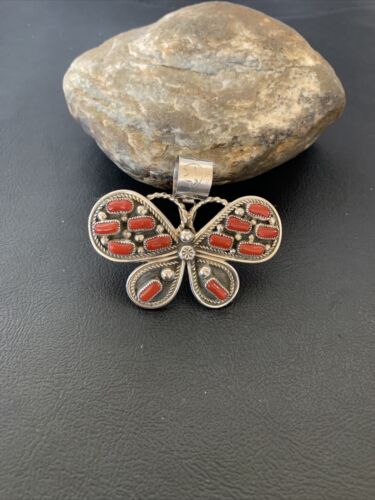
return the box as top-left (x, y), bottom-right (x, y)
top-left (193, 196), bottom-right (282, 264)
top-left (188, 255), bottom-right (239, 308)
top-left (127, 257), bottom-right (185, 309)
top-left (88, 190), bottom-right (178, 262)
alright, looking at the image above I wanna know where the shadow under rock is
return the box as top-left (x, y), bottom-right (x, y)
top-left (85, 139), bottom-right (334, 236)
top-left (86, 138), bottom-right (320, 207)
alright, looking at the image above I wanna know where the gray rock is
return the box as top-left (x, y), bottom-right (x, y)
top-left (63, 1), bottom-right (345, 188)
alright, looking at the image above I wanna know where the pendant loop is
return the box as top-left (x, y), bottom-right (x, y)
top-left (173, 156), bottom-right (213, 201)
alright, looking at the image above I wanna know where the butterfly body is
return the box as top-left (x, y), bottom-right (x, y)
top-left (88, 190), bottom-right (282, 309)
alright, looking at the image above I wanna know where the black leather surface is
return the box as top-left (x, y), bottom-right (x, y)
top-left (1, 1), bottom-right (375, 499)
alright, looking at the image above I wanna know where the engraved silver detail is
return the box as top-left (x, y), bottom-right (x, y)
top-left (173, 156), bottom-right (213, 200)
top-left (179, 245), bottom-right (196, 261)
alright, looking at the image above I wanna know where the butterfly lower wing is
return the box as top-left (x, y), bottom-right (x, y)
top-left (193, 196), bottom-right (282, 264)
top-left (188, 256), bottom-right (239, 308)
top-left (89, 190), bottom-right (179, 262)
top-left (126, 257), bottom-right (185, 309)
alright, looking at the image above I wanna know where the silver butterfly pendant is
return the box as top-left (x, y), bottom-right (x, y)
top-left (88, 189), bottom-right (282, 309)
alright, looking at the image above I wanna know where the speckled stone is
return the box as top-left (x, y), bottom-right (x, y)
top-left (63, 1), bottom-right (345, 188)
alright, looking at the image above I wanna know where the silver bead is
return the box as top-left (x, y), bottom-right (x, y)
top-left (269, 217), bottom-right (275, 225)
top-left (229, 249), bottom-right (236, 254)
top-left (137, 205), bottom-right (147, 215)
top-left (248, 235), bottom-right (254, 243)
top-left (97, 211), bottom-right (107, 221)
top-left (121, 215), bottom-right (128, 222)
top-left (137, 247), bottom-right (145, 255)
top-left (198, 265), bottom-right (211, 279)
top-left (235, 207), bottom-right (244, 216)
top-left (251, 219), bottom-right (257, 225)
top-left (122, 230), bottom-right (131, 239)
top-left (156, 224), bottom-right (164, 234)
top-left (216, 224), bottom-right (224, 233)
top-left (235, 233), bottom-right (242, 241)
top-left (160, 268), bottom-right (175, 281)
top-left (100, 236), bottom-right (109, 245)
top-left (180, 229), bottom-right (194, 242)
top-left (134, 234), bottom-right (144, 242)
top-left (265, 244), bottom-right (271, 251)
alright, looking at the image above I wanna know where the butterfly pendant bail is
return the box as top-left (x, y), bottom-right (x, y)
top-left (88, 157), bottom-right (282, 309)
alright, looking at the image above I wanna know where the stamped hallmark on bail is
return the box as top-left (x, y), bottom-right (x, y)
top-left (88, 158), bottom-right (282, 309)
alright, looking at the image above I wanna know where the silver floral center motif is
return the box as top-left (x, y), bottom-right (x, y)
top-left (179, 245), bottom-right (196, 261)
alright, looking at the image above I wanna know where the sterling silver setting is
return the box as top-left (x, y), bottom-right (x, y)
top-left (88, 157), bottom-right (282, 309)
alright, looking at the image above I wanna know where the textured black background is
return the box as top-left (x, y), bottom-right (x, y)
top-left (1, 1), bottom-right (375, 499)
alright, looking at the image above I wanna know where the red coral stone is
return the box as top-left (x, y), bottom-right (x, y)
top-left (128, 216), bottom-right (155, 231)
top-left (238, 242), bottom-right (265, 256)
top-left (106, 199), bottom-right (133, 213)
top-left (206, 278), bottom-right (229, 301)
top-left (225, 216), bottom-right (251, 233)
top-left (248, 203), bottom-right (271, 219)
top-left (209, 233), bottom-right (233, 250)
top-left (144, 235), bottom-right (172, 251)
top-left (256, 225), bottom-right (279, 239)
top-left (108, 240), bottom-right (135, 255)
top-left (94, 220), bottom-right (120, 235)
top-left (138, 280), bottom-right (162, 302)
